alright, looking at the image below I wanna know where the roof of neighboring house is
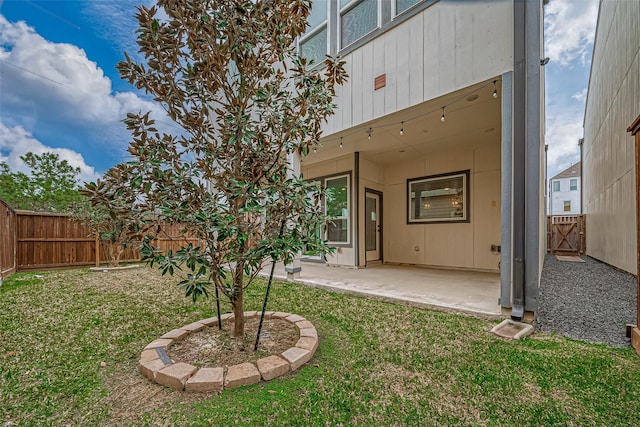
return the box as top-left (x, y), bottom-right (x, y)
top-left (551, 162), bottom-right (581, 180)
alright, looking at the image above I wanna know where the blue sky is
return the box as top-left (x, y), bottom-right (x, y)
top-left (0, 0), bottom-right (599, 183)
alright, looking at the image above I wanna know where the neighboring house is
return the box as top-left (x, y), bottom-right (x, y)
top-left (582, 0), bottom-right (640, 275)
top-left (548, 162), bottom-right (581, 215)
top-left (285, 0), bottom-right (547, 318)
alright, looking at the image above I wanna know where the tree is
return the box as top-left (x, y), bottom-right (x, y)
top-left (73, 165), bottom-right (145, 267)
top-left (0, 152), bottom-right (83, 212)
top-left (103, 0), bottom-right (347, 338)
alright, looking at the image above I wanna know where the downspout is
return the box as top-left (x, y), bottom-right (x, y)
top-left (354, 152), bottom-right (360, 267)
top-left (578, 138), bottom-right (584, 213)
top-left (545, 144), bottom-right (548, 215)
top-left (511, 0), bottom-right (527, 321)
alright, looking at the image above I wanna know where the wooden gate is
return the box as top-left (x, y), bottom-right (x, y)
top-left (547, 215), bottom-right (586, 255)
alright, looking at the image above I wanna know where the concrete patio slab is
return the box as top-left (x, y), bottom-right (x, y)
top-left (261, 262), bottom-right (501, 318)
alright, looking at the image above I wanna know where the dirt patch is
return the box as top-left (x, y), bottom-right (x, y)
top-left (168, 317), bottom-right (299, 368)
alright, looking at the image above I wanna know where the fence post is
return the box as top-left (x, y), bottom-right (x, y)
top-left (95, 234), bottom-right (100, 267)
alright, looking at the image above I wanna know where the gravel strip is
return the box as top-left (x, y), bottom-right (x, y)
top-left (536, 254), bottom-right (637, 347)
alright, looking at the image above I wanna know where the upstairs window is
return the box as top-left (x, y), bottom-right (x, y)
top-left (570, 178), bottom-right (578, 191)
top-left (395, 0), bottom-right (422, 16)
top-left (300, 0), bottom-right (329, 67)
top-left (340, 0), bottom-right (379, 49)
top-left (552, 181), bottom-right (560, 192)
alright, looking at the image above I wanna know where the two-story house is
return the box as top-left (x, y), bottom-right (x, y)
top-left (548, 162), bottom-right (581, 215)
top-left (287, 0), bottom-right (546, 318)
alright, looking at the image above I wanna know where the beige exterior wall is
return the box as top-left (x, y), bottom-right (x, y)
top-left (303, 140), bottom-right (501, 272)
top-left (383, 142), bottom-right (501, 271)
top-left (583, 0), bottom-right (640, 274)
top-left (324, 0), bottom-right (514, 137)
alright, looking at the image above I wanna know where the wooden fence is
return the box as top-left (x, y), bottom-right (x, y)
top-left (547, 214), bottom-right (586, 255)
top-left (1, 200), bottom-right (16, 279)
top-left (0, 204), bottom-right (200, 275)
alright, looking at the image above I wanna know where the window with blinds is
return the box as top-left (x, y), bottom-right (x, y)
top-left (408, 171), bottom-right (469, 223)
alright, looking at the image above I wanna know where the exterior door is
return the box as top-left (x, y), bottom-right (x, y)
top-left (365, 191), bottom-right (381, 262)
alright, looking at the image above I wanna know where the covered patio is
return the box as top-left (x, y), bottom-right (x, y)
top-left (263, 262), bottom-right (501, 318)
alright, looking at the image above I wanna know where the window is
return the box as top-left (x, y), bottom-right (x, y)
top-left (564, 200), bottom-right (571, 212)
top-left (395, 0), bottom-right (422, 16)
top-left (570, 178), bottom-right (578, 191)
top-left (299, 0), bottom-right (328, 66)
top-left (408, 171), bottom-right (469, 223)
top-left (325, 175), bottom-right (350, 244)
top-left (552, 181), bottom-right (560, 192)
top-left (340, 0), bottom-right (379, 49)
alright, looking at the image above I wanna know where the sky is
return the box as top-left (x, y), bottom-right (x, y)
top-left (0, 0), bottom-right (599, 184)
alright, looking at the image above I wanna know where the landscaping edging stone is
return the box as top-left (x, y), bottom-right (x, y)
top-left (139, 311), bottom-right (318, 392)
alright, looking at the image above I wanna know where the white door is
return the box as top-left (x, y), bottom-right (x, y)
top-left (365, 192), bottom-right (381, 262)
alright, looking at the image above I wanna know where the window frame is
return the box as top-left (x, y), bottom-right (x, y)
top-left (393, 0), bottom-right (423, 18)
top-left (552, 180), bottom-right (560, 192)
top-left (338, 0), bottom-right (382, 50)
top-left (322, 173), bottom-right (352, 247)
top-left (570, 178), bottom-right (578, 191)
top-left (563, 200), bottom-right (571, 212)
top-left (298, 0), bottom-right (330, 68)
top-left (406, 170), bottom-right (470, 224)
top-left (299, 23), bottom-right (329, 68)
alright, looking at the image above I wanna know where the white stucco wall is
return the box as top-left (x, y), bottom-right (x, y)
top-left (324, 0), bottom-right (514, 137)
top-left (582, 0), bottom-right (640, 274)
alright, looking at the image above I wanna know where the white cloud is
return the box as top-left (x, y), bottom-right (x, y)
top-left (571, 88), bottom-right (588, 102)
top-left (81, 0), bottom-right (169, 64)
top-left (0, 123), bottom-right (101, 184)
top-left (545, 116), bottom-right (582, 178)
top-left (0, 14), bottom-right (167, 126)
top-left (544, 0), bottom-right (599, 66)
top-left (80, 0), bottom-right (142, 63)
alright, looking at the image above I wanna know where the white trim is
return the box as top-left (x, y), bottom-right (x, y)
top-left (392, 0), bottom-right (424, 19)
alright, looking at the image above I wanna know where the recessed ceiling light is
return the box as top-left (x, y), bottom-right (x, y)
top-left (466, 94), bottom-right (479, 102)
top-left (399, 149), bottom-right (406, 153)
top-left (485, 127), bottom-right (495, 132)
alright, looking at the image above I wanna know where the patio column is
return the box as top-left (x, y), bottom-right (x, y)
top-left (284, 151), bottom-right (302, 280)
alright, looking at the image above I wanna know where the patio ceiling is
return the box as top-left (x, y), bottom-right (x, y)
top-left (306, 78), bottom-right (502, 166)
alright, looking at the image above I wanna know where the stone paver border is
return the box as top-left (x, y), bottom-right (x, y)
top-left (139, 311), bottom-right (318, 392)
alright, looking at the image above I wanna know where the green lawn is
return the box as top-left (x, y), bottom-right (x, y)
top-left (1, 267), bottom-right (639, 426)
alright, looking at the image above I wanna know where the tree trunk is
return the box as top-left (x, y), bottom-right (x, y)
top-left (232, 291), bottom-right (245, 338)
top-left (114, 245), bottom-right (123, 267)
top-left (231, 265), bottom-right (245, 338)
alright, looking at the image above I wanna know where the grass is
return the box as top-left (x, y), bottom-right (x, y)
top-left (1, 267), bottom-right (640, 426)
